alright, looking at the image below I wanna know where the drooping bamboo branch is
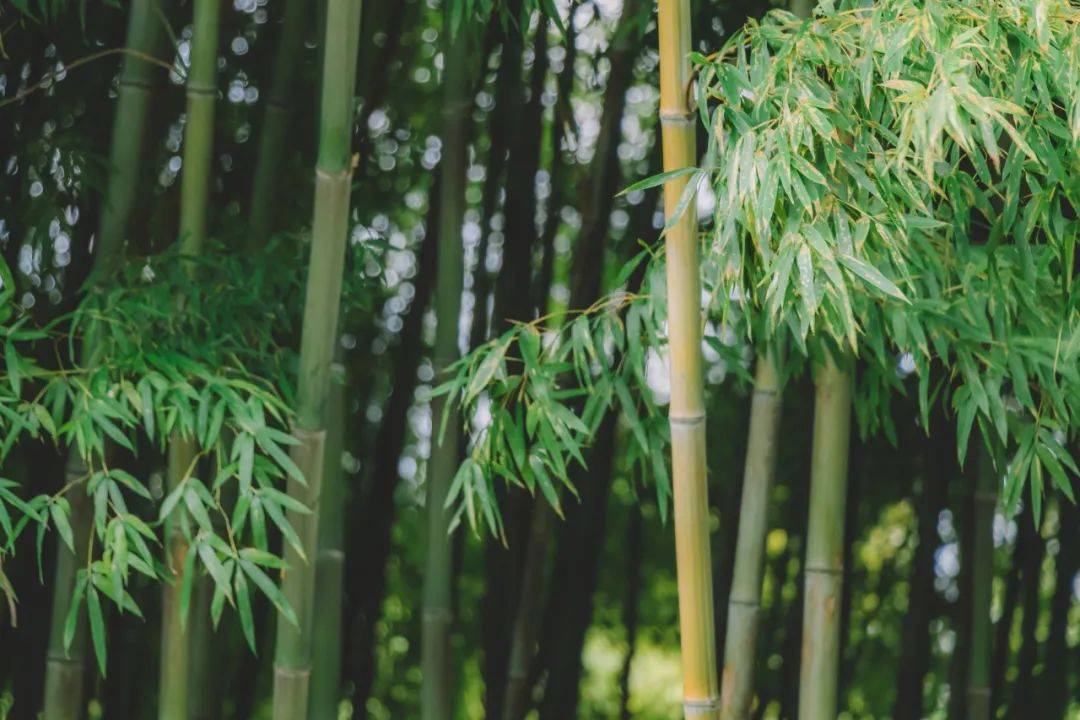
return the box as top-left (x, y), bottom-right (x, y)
top-left (308, 361), bottom-right (348, 719)
top-left (271, 1), bottom-right (362, 717)
top-left (421, 9), bottom-right (471, 719)
top-left (42, 2), bottom-right (161, 716)
top-left (719, 353), bottom-right (781, 720)
top-left (159, 2), bottom-right (220, 717)
top-left (248, 0), bottom-right (308, 244)
top-left (797, 352), bottom-right (853, 720)
top-left (657, 1), bottom-right (721, 717)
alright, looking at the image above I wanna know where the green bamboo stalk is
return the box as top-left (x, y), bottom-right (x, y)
top-left (967, 443), bottom-right (997, 720)
top-left (160, 440), bottom-right (198, 720)
top-left (719, 353), bottom-right (781, 720)
top-left (308, 361), bottom-right (347, 720)
top-left (501, 501), bottom-right (553, 720)
top-left (248, 0), bottom-right (308, 244)
top-left (797, 353), bottom-right (853, 720)
top-left (272, 2), bottom-right (362, 717)
top-left (421, 10), bottom-right (472, 720)
top-left (95, 0), bottom-right (162, 272)
top-left (43, 3), bottom-right (161, 716)
top-left (790, 0), bottom-right (814, 18)
top-left (160, 2), bottom-right (220, 718)
top-left (657, 1), bottom-right (721, 717)
top-left (42, 455), bottom-right (92, 720)
top-left (187, 568), bottom-right (217, 720)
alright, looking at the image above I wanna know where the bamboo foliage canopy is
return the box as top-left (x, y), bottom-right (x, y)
top-left (692, 0), bottom-right (1080, 513)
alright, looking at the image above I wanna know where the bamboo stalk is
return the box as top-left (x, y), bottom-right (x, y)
top-left (43, 456), bottom-right (92, 720)
top-left (967, 443), bottom-right (996, 720)
top-left (501, 501), bottom-right (553, 720)
top-left (420, 10), bottom-right (470, 719)
top-left (95, 0), bottom-right (162, 270)
top-left (43, 3), bottom-right (161, 716)
top-left (719, 353), bottom-right (780, 720)
top-left (160, 439), bottom-right (198, 720)
top-left (248, 0), bottom-right (308, 244)
top-left (797, 353), bottom-right (853, 720)
top-left (657, 1), bottom-right (721, 717)
top-left (308, 362), bottom-right (347, 720)
top-left (272, 2), bottom-right (361, 717)
top-left (158, 2), bottom-right (220, 717)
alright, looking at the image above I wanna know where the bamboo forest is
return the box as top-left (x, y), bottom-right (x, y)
top-left (1, 0), bottom-right (1080, 718)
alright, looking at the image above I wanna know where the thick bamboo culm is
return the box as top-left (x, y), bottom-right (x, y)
top-left (308, 362), bottom-right (348, 719)
top-left (719, 354), bottom-right (781, 719)
top-left (967, 444), bottom-right (997, 720)
top-left (42, 2), bottom-right (161, 717)
top-left (158, 2), bottom-right (220, 717)
top-left (656, 1), bottom-right (721, 718)
top-left (271, 2), bottom-right (362, 717)
top-left (248, 0), bottom-right (307, 244)
top-left (797, 353), bottom-right (853, 720)
top-left (420, 10), bottom-right (470, 720)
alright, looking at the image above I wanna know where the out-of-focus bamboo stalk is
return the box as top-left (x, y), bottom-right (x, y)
top-left (797, 353), bottom-right (852, 720)
top-left (420, 8), bottom-right (471, 719)
top-left (967, 443), bottom-right (996, 720)
top-left (720, 354), bottom-right (780, 719)
top-left (248, 0), bottom-right (308, 244)
top-left (43, 3), bottom-right (161, 716)
top-left (158, 1), bottom-right (220, 716)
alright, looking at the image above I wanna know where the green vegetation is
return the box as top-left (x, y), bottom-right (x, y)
top-left (0, 0), bottom-right (1077, 719)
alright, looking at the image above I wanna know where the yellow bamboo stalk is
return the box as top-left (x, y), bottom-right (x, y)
top-left (657, 1), bottom-right (721, 717)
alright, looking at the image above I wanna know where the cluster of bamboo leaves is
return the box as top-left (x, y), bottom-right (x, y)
top-left (691, 0), bottom-right (1080, 513)
top-left (440, 0), bottom-right (1079, 532)
top-left (0, 237), bottom-right (383, 669)
top-left (433, 249), bottom-right (752, 533)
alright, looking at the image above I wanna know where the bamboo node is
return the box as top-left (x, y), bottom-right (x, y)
top-left (422, 606), bottom-right (453, 623)
top-left (804, 564), bottom-right (844, 575)
top-left (684, 697), bottom-right (722, 715)
top-left (273, 663), bottom-right (311, 679)
top-left (659, 108), bottom-right (695, 125)
top-left (728, 597), bottom-right (762, 608)
top-left (669, 412), bottom-right (706, 426)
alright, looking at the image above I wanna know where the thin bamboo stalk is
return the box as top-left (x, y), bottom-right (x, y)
top-left (420, 9), bottom-right (470, 718)
top-left (719, 353), bottom-right (780, 720)
top-left (248, 0), bottom-right (308, 244)
top-left (308, 362), bottom-right (347, 719)
top-left (797, 353), bottom-right (852, 720)
top-left (43, 456), bottom-right (92, 720)
top-left (160, 439), bottom-right (198, 720)
top-left (790, 0), bottom-right (814, 18)
top-left (43, 2), bottom-right (161, 716)
top-left (967, 443), bottom-right (996, 720)
top-left (657, 1), bottom-right (721, 717)
top-left (95, 0), bottom-right (162, 271)
top-left (501, 501), bottom-right (553, 720)
top-left (160, 2), bottom-right (219, 717)
top-left (272, 2), bottom-right (361, 717)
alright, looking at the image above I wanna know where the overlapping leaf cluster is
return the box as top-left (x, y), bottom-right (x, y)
top-left (434, 249), bottom-right (752, 532)
top-left (697, 0), bottom-right (1080, 509)
top-left (0, 240), bottom-right (359, 666)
